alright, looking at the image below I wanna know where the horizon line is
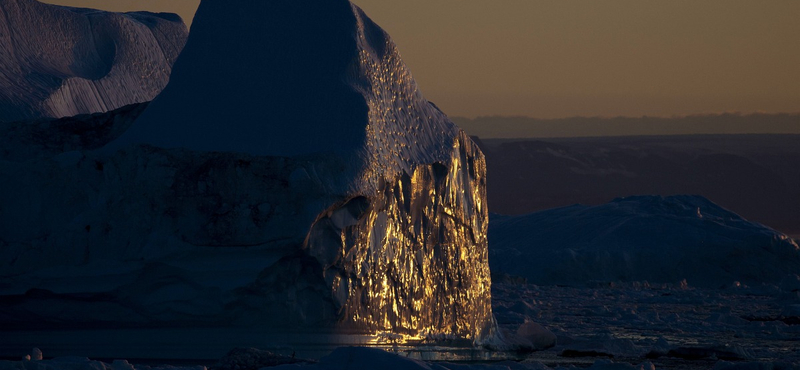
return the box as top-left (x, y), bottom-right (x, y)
top-left (451, 111), bottom-right (800, 121)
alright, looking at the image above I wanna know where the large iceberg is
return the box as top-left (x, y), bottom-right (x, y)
top-left (489, 195), bottom-right (800, 288)
top-left (0, 0), bottom-right (187, 122)
top-left (0, 0), bottom-right (494, 356)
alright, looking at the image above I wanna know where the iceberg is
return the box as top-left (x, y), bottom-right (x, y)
top-left (0, 0), bottom-right (494, 357)
top-left (489, 195), bottom-right (800, 288)
top-left (0, 0), bottom-right (187, 122)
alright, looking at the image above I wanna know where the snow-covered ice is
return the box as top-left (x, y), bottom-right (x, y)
top-left (1, 0), bottom-right (493, 353)
top-left (0, 0), bottom-right (187, 122)
top-left (489, 195), bottom-right (800, 288)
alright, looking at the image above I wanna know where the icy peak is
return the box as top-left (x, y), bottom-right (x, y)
top-left (0, 0), bottom-right (188, 122)
top-left (108, 0), bottom-right (457, 167)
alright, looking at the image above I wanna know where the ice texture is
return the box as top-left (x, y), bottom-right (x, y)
top-left (0, 0), bottom-right (187, 122)
top-left (0, 102), bottom-right (148, 161)
top-left (0, 0), bottom-right (493, 350)
top-left (109, 0), bottom-right (458, 165)
top-left (489, 195), bottom-right (800, 288)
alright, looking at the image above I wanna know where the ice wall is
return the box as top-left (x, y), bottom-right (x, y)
top-left (0, 0), bottom-right (187, 122)
top-left (1, 0), bottom-right (494, 348)
top-left (303, 132), bottom-right (491, 340)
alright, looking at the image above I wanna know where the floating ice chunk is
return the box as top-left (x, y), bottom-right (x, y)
top-left (501, 321), bottom-right (557, 351)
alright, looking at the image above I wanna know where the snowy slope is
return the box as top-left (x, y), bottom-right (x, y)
top-left (489, 195), bottom-right (800, 288)
top-left (107, 0), bottom-right (458, 178)
top-left (0, 0), bottom-right (187, 122)
top-left (1, 0), bottom-right (493, 350)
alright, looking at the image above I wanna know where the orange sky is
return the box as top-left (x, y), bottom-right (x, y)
top-left (43, 0), bottom-right (800, 119)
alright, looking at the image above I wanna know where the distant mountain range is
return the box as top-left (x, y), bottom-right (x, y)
top-left (453, 113), bottom-right (800, 138)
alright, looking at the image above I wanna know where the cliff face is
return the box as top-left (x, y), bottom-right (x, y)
top-left (1, 0), bottom-right (494, 349)
top-left (0, 0), bottom-right (187, 122)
